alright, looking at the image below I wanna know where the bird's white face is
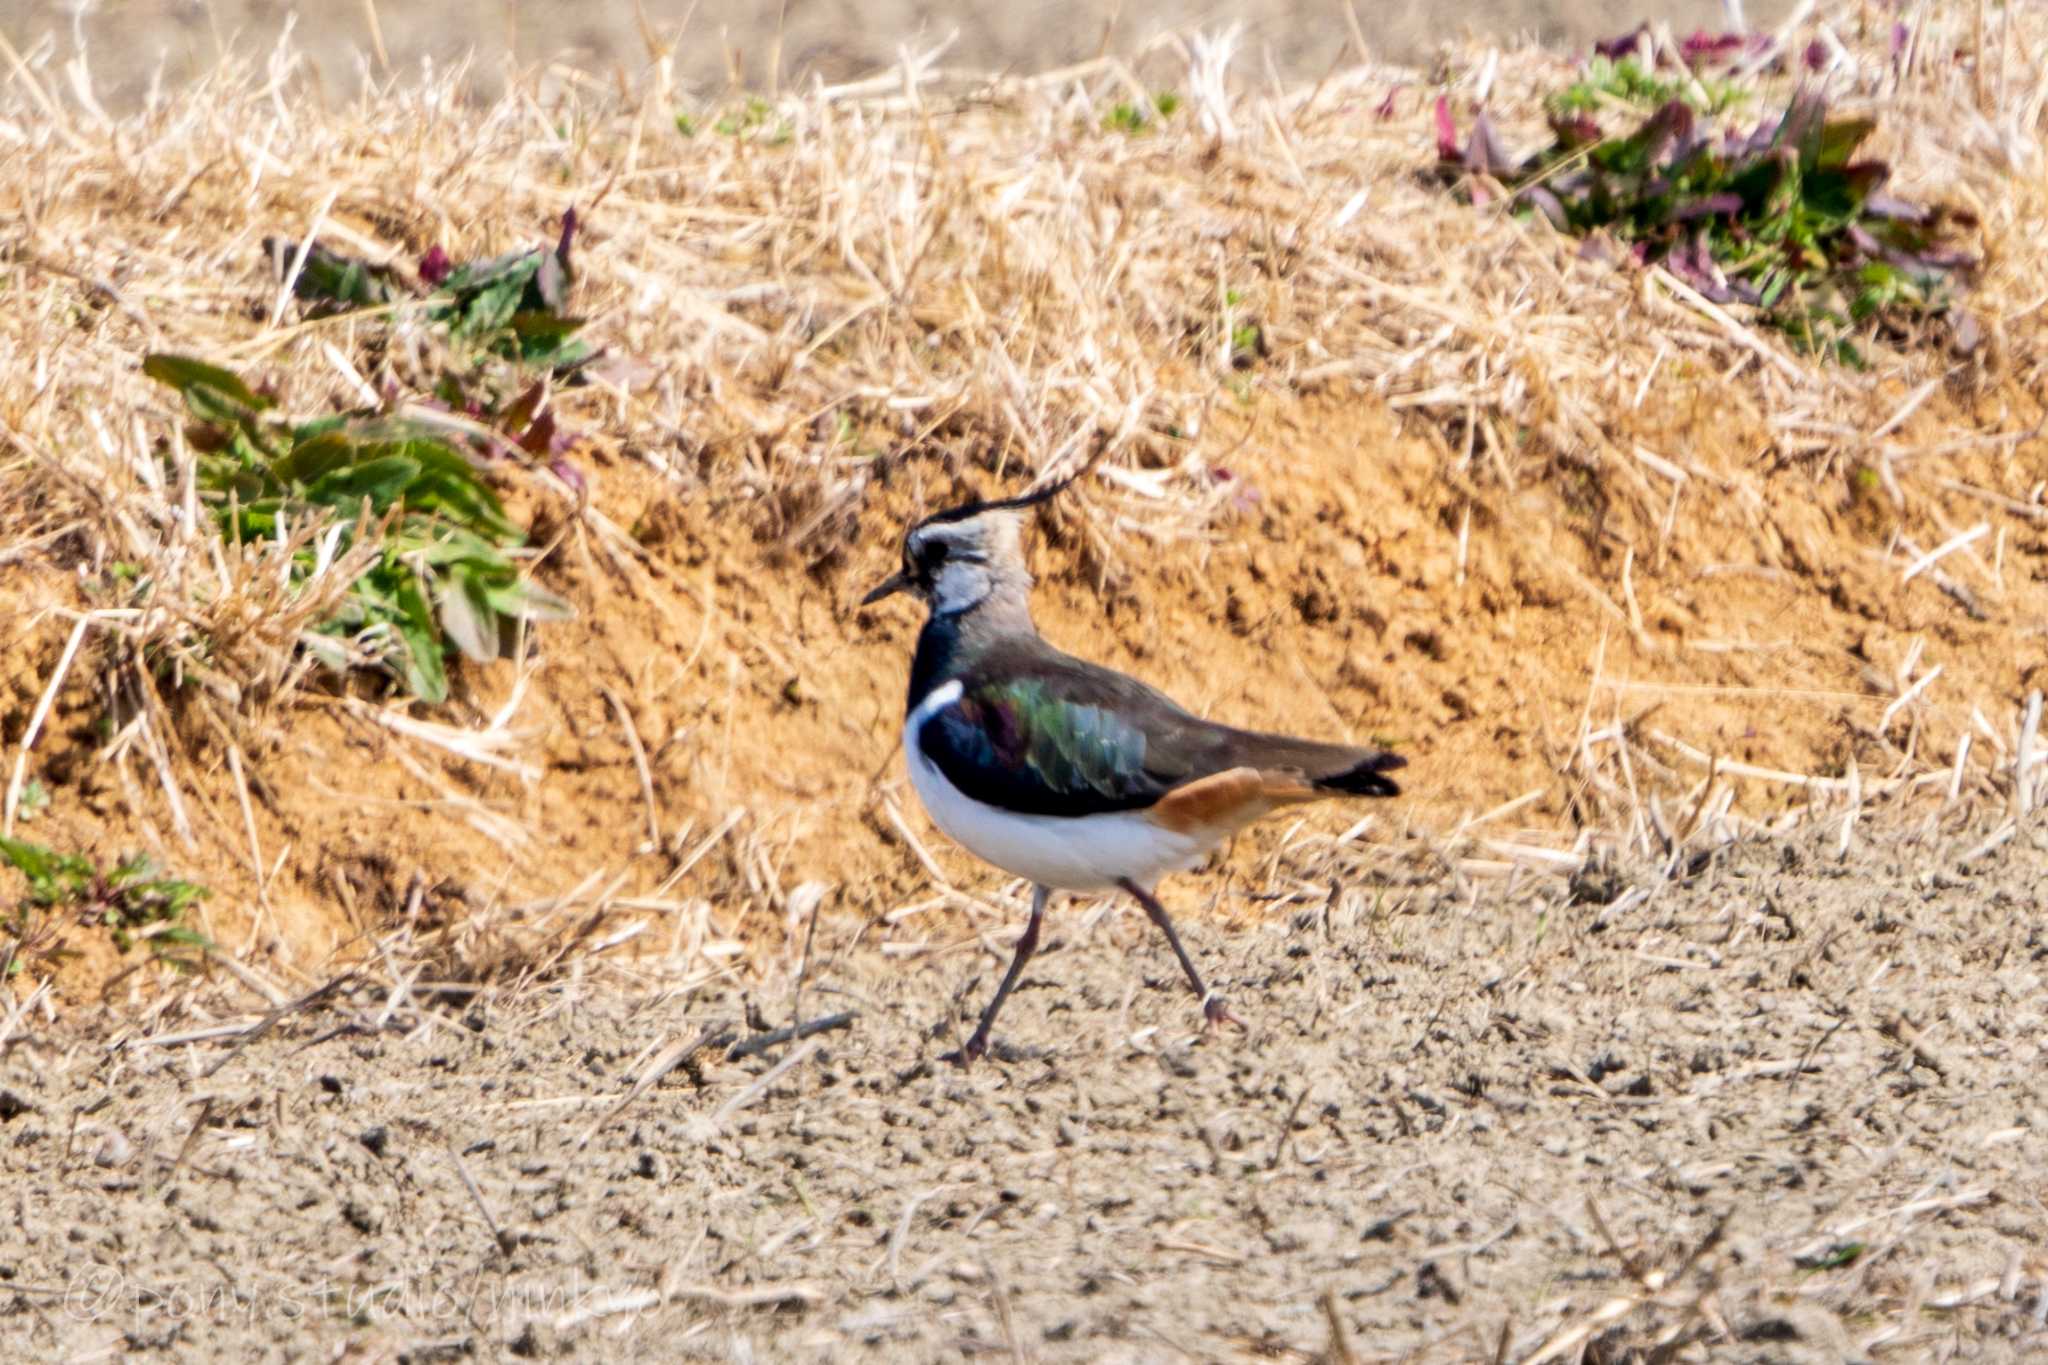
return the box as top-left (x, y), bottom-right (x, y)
top-left (861, 510), bottom-right (1028, 617)
top-left (905, 520), bottom-right (998, 615)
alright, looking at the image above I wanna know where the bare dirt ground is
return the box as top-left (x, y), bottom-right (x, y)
top-left (34, 0), bottom-right (1788, 108)
top-left (6, 823), bottom-right (2047, 1361)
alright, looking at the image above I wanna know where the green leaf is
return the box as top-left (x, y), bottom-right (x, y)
top-left (403, 460), bottom-right (519, 542)
top-left (483, 577), bottom-right (576, 622)
top-left (464, 277), bottom-right (529, 339)
top-left (393, 571), bottom-right (449, 703)
top-left (437, 566), bottom-right (501, 663)
top-left (148, 353), bottom-right (290, 459)
top-left (1816, 162), bottom-right (1888, 221)
top-left (285, 241), bottom-right (401, 308)
top-left (1813, 117), bottom-right (1875, 171)
top-left (401, 529), bottom-right (505, 569)
top-left (223, 498), bottom-right (285, 540)
top-left (109, 853), bottom-right (154, 886)
top-left (1757, 266), bottom-right (1790, 309)
top-left (439, 248), bottom-right (541, 298)
top-left (271, 431), bottom-right (366, 488)
top-left (143, 354), bottom-right (273, 411)
top-left (1799, 1241), bottom-right (1865, 1270)
top-left (303, 455), bottom-right (423, 513)
top-left (508, 309), bottom-right (587, 350)
top-left (0, 835), bottom-right (58, 884)
top-left (291, 414), bottom-right (351, 443)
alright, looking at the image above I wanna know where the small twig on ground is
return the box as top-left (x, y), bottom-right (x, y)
top-left (1584, 1197), bottom-right (1641, 1282)
top-left (667, 1282), bottom-right (822, 1309)
top-left (1320, 1288), bottom-right (1361, 1365)
top-left (553, 1288), bottom-right (660, 1331)
top-left (1664, 1214), bottom-right (1729, 1289)
top-left (2016, 690), bottom-right (2042, 818)
top-left (198, 971), bottom-right (359, 1079)
top-left (447, 1140), bottom-right (517, 1257)
top-left (986, 1260), bottom-right (1028, 1364)
top-left (1879, 1013), bottom-right (1950, 1077)
top-left (1268, 1083), bottom-right (1311, 1170)
top-left (575, 1022), bottom-right (736, 1149)
top-left (1792, 1016), bottom-right (1851, 1091)
top-left (602, 685), bottom-right (663, 849)
top-left (164, 1096), bottom-right (215, 1185)
top-left (690, 1036), bottom-right (825, 1139)
top-left (201, 948), bottom-right (288, 1008)
top-left (726, 1010), bottom-right (857, 1062)
top-left (889, 1184), bottom-right (953, 1289)
top-left (788, 883), bottom-right (824, 1045)
top-left (1155, 1237), bottom-right (1243, 1265)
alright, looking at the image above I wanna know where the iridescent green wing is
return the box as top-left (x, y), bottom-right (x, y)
top-left (918, 675), bottom-right (1168, 817)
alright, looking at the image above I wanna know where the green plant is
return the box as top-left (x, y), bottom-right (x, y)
top-left (1217, 289), bottom-right (1265, 369)
top-left (716, 96), bottom-right (768, 135)
top-left (1796, 1241), bottom-right (1866, 1271)
top-left (1436, 88), bottom-right (1977, 364)
top-left (1104, 92), bottom-right (1180, 135)
top-left (265, 238), bottom-right (402, 309)
top-left (0, 835), bottom-right (210, 975)
top-left (268, 210), bottom-right (592, 373)
top-left (15, 782), bottom-right (48, 821)
top-left (145, 354), bottom-right (573, 703)
top-left (425, 222), bottom-right (592, 369)
top-left (1551, 56), bottom-right (1749, 118)
top-left (714, 97), bottom-right (792, 144)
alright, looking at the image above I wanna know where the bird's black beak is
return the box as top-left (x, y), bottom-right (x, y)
top-left (860, 571), bottom-right (911, 606)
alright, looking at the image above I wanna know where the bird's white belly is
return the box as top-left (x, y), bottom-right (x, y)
top-left (903, 697), bottom-right (1209, 892)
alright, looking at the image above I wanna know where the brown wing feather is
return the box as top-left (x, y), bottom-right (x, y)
top-left (966, 635), bottom-right (1407, 803)
top-left (1146, 766), bottom-right (1336, 835)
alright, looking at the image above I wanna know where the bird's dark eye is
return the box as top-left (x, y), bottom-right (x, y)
top-left (910, 538), bottom-right (945, 575)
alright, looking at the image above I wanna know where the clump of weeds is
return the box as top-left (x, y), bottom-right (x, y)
top-left (0, 836), bottom-right (210, 978)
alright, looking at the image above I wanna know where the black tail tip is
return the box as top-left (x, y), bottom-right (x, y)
top-left (1327, 750), bottom-right (1406, 798)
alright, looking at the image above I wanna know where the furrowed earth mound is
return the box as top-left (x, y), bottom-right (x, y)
top-left (1, 5), bottom-right (2045, 1004)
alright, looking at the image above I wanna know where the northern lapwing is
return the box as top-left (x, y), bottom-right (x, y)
top-left (862, 476), bottom-right (1406, 1065)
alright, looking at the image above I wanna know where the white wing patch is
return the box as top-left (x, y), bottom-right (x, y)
top-left (906, 679), bottom-right (965, 733)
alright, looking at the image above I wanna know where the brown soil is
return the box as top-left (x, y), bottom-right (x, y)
top-left (5, 825), bottom-right (2045, 1360)
top-left (12, 366), bottom-right (2044, 1004)
top-left (8, 0), bottom-right (2044, 1009)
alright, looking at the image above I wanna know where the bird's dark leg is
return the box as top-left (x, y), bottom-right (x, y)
top-left (1117, 878), bottom-right (1244, 1032)
top-left (954, 884), bottom-right (1050, 1067)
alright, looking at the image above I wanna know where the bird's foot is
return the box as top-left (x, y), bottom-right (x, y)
top-left (1202, 993), bottom-right (1246, 1033)
top-left (943, 1033), bottom-right (991, 1070)
top-left (942, 1036), bottom-right (1050, 1069)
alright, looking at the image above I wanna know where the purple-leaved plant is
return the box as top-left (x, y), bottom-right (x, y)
top-left (1435, 87), bottom-right (1977, 363)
